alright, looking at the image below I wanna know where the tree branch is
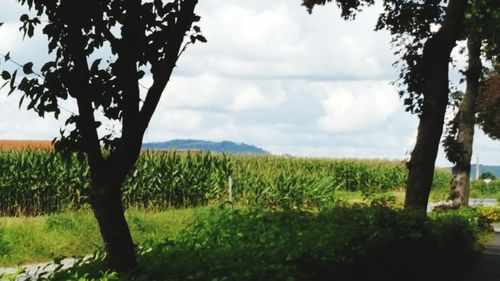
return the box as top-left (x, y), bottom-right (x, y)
top-left (140, 0), bottom-right (198, 128)
top-left (64, 13), bottom-right (104, 170)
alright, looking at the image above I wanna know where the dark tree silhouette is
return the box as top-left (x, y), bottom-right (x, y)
top-left (443, 0), bottom-right (499, 206)
top-left (0, 0), bottom-right (204, 272)
top-left (303, 0), bottom-right (468, 212)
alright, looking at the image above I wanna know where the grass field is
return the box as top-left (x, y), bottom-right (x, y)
top-left (0, 149), bottom-right (496, 280)
top-left (0, 208), bottom-right (201, 267)
top-left (0, 206), bottom-right (491, 281)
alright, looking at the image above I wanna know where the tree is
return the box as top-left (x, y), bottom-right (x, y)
top-left (0, 0), bottom-right (204, 272)
top-left (480, 172), bottom-right (496, 181)
top-left (443, 0), bottom-right (499, 206)
top-left (303, 0), bottom-right (467, 212)
top-left (396, 0), bottom-right (467, 211)
top-left (443, 36), bottom-right (482, 207)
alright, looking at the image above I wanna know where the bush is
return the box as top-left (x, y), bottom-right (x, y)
top-left (44, 206), bottom-right (488, 281)
top-left (476, 207), bottom-right (500, 223)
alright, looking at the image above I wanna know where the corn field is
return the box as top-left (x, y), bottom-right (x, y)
top-left (0, 149), bottom-right (452, 215)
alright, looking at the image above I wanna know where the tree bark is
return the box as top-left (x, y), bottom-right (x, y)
top-left (404, 0), bottom-right (467, 212)
top-left (448, 33), bottom-right (482, 206)
top-left (64, 15), bottom-right (137, 272)
top-left (60, 0), bottom-right (199, 272)
top-left (89, 172), bottom-right (136, 273)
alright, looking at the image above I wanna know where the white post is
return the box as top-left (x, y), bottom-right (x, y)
top-left (228, 176), bottom-right (233, 202)
top-left (476, 154), bottom-right (480, 180)
top-left (484, 178), bottom-right (492, 195)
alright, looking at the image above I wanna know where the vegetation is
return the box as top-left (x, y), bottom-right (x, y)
top-left (0, 208), bottom-right (199, 267)
top-left (480, 172), bottom-right (497, 180)
top-left (1, 0), bottom-right (205, 271)
top-left (303, 0), bottom-right (469, 211)
top-left (0, 206), bottom-right (490, 281)
top-left (470, 179), bottom-right (500, 196)
top-left (0, 0), bottom-right (497, 277)
top-left (477, 73), bottom-right (500, 140)
top-left (0, 149), bottom-right (453, 216)
top-left (442, 0), bottom-right (500, 207)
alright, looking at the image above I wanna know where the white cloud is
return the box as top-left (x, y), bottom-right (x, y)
top-left (230, 86), bottom-right (285, 111)
top-left (0, 92), bottom-right (62, 140)
top-left (0, 0), bottom-right (498, 167)
top-left (317, 81), bottom-right (400, 133)
top-left (0, 23), bottom-right (20, 53)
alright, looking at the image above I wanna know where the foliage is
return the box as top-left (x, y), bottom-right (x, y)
top-left (1, 0), bottom-right (206, 269)
top-left (33, 206), bottom-right (489, 281)
top-left (302, 0), bottom-right (457, 114)
top-left (480, 172), bottom-right (497, 180)
top-left (477, 73), bottom-right (500, 140)
top-left (476, 207), bottom-right (500, 223)
top-left (0, 0), bottom-right (205, 153)
top-left (470, 179), bottom-right (500, 196)
top-left (303, 0), bottom-right (498, 115)
top-left (0, 149), bottom-right (452, 215)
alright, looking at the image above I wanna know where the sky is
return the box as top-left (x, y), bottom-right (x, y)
top-left (0, 0), bottom-right (498, 166)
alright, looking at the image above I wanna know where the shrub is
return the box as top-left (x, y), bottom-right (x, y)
top-left (44, 206), bottom-right (488, 281)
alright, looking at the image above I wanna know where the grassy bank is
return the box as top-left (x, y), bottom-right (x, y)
top-left (2, 189), bottom-right (494, 267)
top-left (7, 206), bottom-right (488, 281)
top-left (0, 208), bottom-right (201, 266)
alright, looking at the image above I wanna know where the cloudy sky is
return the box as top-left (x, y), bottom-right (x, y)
top-left (0, 0), bottom-right (498, 166)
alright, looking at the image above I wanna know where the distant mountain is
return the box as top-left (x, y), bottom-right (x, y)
top-left (469, 165), bottom-right (500, 179)
top-left (142, 139), bottom-right (269, 155)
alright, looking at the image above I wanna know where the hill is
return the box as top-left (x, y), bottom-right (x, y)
top-left (142, 139), bottom-right (269, 155)
top-left (470, 165), bottom-right (500, 179)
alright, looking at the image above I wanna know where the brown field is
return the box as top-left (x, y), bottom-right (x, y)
top-left (0, 140), bottom-right (53, 150)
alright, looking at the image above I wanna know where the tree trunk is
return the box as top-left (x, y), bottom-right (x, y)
top-left (448, 33), bottom-right (482, 206)
top-left (89, 173), bottom-right (136, 273)
top-left (404, 0), bottom-right (467, 212)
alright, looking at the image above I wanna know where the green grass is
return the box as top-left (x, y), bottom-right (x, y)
top-left (0, 205), bottom-right (493, 280)
top-left (336, 189), bottom-right (449, 206)
top-left (0, 189), bottom-right (493, 268)
top-left (0, 208), bottom-right (201, 266)
top-left (39, 206), bottom-right (491, 281)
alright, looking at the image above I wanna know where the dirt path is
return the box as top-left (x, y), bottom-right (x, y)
top-left (460, 232), bottom-right (500, 281)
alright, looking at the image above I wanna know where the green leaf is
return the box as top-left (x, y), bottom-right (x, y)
top-left (23, 62), bottom-right (34, 74)
top-left (1, 71), bottom-right (10, 80)
top-left (20, 14), bottom-right (29, 21)
top-left (7, 85), bottom-right (16, 96)
top-left (196, 35), bottom-right (207, 43)
top-left (90, 59), bottom-right (101, 72)
top-left (137, 70), bottom-right (145, 79)
top-left (4, 52), bottom-right (10, 61)
top-left (28, 24), bottom-right (34, 37)
top-left (9, 70), bottom-right (17, 89)
top-left (18, 95), bottom-right (25, 108)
